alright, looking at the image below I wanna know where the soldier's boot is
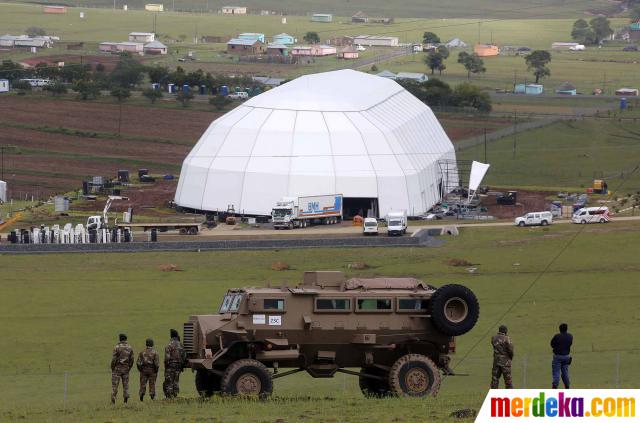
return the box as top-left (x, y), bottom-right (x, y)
top-left (124, 396), bottom-right (128, 404)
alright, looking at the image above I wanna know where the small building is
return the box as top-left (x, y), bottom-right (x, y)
top-left (238, 32), bottom-right (265, 43)
top-left (376, 70), bottom-right (397, 79)
top-left (396, 72), bottom-right (428, 83)
top-left (99, 41), bottom-right (144, 53)
top-left (514, 83), bottom-right (543, 95)
top-left (337, 46), bottom-right (358, 59)
top-left (144, 4), bottom-right (164, 12)
top-left (267, 43), bottom-right (288, 56)
top-left (14, 37), bottom-right (52, 48)
top-left (551, 42), bottom-right (579, 50)
top-left (353, 35), bottom-right (399, 47)
top-left (129, 32), bottom-right (155, 42)
top-left (0, 35), bottom-right (17, 47)
top-left (474, 43), bottom-right (499, 57)
top-left (144, 40), bottom-right (167, 54)
top-left (311, 13), bottom-right (333, 23)
top-left (222, 6), bottom-right (247, 14)
top-left (327, 36), bottom-right (354, 46)
top-left (291, 45), bottom-right (336, 56)
top-left (272, 33), bottom-right (295, 45)
top-left (556, 82), bottom-right (577, 95)
top-left (252, 76), bottom-right (285, 87)
top-left (352, 11), bottom-right (368, 23)
top-left (445, 38), bottom-right (467, 48)
top-left (227, 38), bottom-right (264, 55)
top-left (615, 88), bottom-right (639, 96)
top-left (43, 5), bottom-right (67, 13)
top-left (0, 79), bottom-right (9, 93)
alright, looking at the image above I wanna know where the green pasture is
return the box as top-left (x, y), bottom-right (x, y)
top-left (1, 221), bottom-right (640, 421)
top-left (1, 0), bottom-right (617, 18)
top-left (457, 119), bottom-right (640, 193)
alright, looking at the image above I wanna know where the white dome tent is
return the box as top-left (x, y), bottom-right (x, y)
top-left (174, 69), bottom-right (458, 217)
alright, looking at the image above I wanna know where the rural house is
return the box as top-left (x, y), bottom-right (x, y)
top-left (514, 83), bottom-right (543, 95)
top-left (556, 82), bottom-right (577, 95)
top-left (238, 32), bottom-right (265, 43)
top-left (227, 38), bottom-right (264, 55)
top-left (352, 35), bottom-right (399, 47)
top-left (352, 11), bottom-right (368, 23)
top-left (143, 40), bottom-right (167, 54)
top-left (445, 38), bottom-right (467, 48)
top-left (291, 45), bottom-right (336, 56)
top-left (327, 36), bottom-right (354, 46)
top-left (615, 88), bottom-right (639, 96)
top-left (311, 13), bottom-right (333, 23)
top-left (272, 33), bottom-right (295, 45)
top-left (144, 4), bottom-right (164, 11)
top-left (396, 72), bottom-right (428, 82)
top-left (630, 19), bottom-right (640, 41)
top-left (337, 46), bottom-right (359, 59)
top-left (267, 43), bottom-right (288, 56)
top-left (43, 5), bottom-right (67, 13)
top-left (129, 32), bottom-right (155, 42)
top-left (222, 6), bottom-right (247, 14)
top-left (99, 41), bottom-right (144, 54)
top-left (474, 43), bottom-right (499, 57)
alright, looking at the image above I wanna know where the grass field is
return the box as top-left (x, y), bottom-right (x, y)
top-left (457, 118), bottom-right (640, 193)
top-left (1, 0), bottom-right (617, 19)
top-left (1, 221), bottom-right (640, 421)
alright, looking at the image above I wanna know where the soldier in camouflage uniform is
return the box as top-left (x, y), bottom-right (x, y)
top-left (111, 333), bottom-right (134, 404)
top-left (137, 338), bottom-right (159, 401)
top-left (163, 329), bottom-right (186, 398)
top-left (490, 325), bottom-right (514, 389)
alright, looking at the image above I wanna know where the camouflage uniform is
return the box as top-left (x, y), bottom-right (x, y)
top-left (163, 337), bottom-right (186, 398)
top-left (137, 347), bottom-right (159, 400)
top-left (111, 341), bottom-right (134, 403)
top-left (490, 331), bottom-right (514, 389)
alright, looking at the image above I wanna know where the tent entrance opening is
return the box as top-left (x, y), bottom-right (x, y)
top-left (343, 197), bottom-right (378, 219)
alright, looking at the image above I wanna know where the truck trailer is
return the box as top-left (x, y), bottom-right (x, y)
top-left (272, 194), bottom-right (342, 229)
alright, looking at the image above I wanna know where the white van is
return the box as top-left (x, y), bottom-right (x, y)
top-left (386, 211), bottom-right (407, 236)
top-left (515, 211), bottom-right (553, 227)
top-left (363, 217), bottom-right (379, 235)
top-left (572, 207), bottom-right (610, 224)
top-left (227, 91), bottom-right (249, 100)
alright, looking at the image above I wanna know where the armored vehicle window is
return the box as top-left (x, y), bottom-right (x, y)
top-left (397, 298), bottom-right (429, 312)
top-left (219, 294), bottom-right (234, 313)
top-left (315, 298), bottom-right (351, 311)
top-left (264, 299), bottom-right (285, 310)
top-left (229, 294), bottom-right (243, 312)
top-left (356, 298), bottom-right (392, 312)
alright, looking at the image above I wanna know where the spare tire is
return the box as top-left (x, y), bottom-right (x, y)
top-left (429, 284), bottom-right (479, 336)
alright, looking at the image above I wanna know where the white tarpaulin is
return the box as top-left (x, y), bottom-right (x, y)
top-left (468, 161), bottom-right (490, 203)
top-left (175, 69), bottom-right (458, 217)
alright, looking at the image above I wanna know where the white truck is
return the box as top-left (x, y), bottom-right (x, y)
top-left (363, 217), bottom-right (379, 235)
top-left (271, 194), bottom-right (343, 229)
top-left (515, 211), bottom-right (553, 227)
top-left (386, 210), bottom-right (407, 236)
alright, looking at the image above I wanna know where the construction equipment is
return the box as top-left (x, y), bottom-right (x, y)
top-left (496, 191), bottom-right (517, 205)
top-left (87, 195), bottom-right (127, 230)
top-left (225, 204), bottom-right (237, 225)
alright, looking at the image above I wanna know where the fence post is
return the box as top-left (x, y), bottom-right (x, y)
top-left (64, 372), bottom-right (68, 408)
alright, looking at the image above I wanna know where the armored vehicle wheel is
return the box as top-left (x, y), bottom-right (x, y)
top-left (221, 359), bottom-right (273, 398)
top-left (429, 284), bottom-right (479, 336)
top-left (359, 367), bottom-right (392, 398)
top-left (388, 354), bottom-right (441, 397)
top-left (195, 370), bottom-right (221, 397)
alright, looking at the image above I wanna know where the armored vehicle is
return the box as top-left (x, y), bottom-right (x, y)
top-left (183, 271), bottom-right (479, 398)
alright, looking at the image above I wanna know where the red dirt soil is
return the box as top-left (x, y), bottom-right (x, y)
top-left (482, 190), bottom-right (553, 219)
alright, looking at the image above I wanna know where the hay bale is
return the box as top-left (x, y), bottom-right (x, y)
top-left (158, 263), bottom-right (181, 272)
top-left (348, 262), bottom-right (369, 270)
top-left (271, 261), bottom-right (290, 271)
top-left (446, 258), bottom-right (473, 267)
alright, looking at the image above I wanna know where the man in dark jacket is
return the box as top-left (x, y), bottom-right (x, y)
top-left (550, 323), bottom-right (573, 389)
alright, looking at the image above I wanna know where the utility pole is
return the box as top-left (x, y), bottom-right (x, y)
top-left (484, 128), bottom-right (487, 163)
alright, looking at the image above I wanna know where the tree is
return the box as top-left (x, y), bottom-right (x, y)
top-left (589, 16), bottom-right (613, 44)
top-left (571, 19), bottom-right (596, 45)
top-left (437, 45), bottom-right (450, 59)
top-left (425, 52), bottom-right (445, 75)
top-left (458, 52), bottom-right (486, 79)
top-left (452, 82), bottom-right (492, 112)
top-left (422, 32), bottom-right (440, 44)
top-left (524, 50), bottom-right (552, 83)
top-left (147, 65), bottom-right (170, 84)
top-left (110, 57), bottom-right (145, 88)
top-left (110, 86), bottom-right (131, 102)
top-left (25, 26), bottom-right (46, 37)
top-left (34, 62), bottom-right (59, 80)
top-left (142, 88), bottom-right (163, 103)
top-left (176, 90), bottom-right (194, 107)
top-left (73, 80), bottom-right (101, 100)
top-left (209, 95), bottom-right (232, 110)
top-left (44, 81), bottom-right (68, 96)
top-left (303, 31), bottom-right (320, 44)
top-left (0, 59), bottom-right (27, 81)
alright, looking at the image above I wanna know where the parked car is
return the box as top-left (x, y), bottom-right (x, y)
top-left (572, 207), bottom-right (610, 224)
top-left (569, 44), bottom-right (585, 51)
top-left (515, 211), bottom-right (553, 227)
top-left (228, 91), bottom-right (249, 100)
top-left (362, 217), bottom-right (379, 235)
top-left (355, 44), bottom-right (366, 51)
